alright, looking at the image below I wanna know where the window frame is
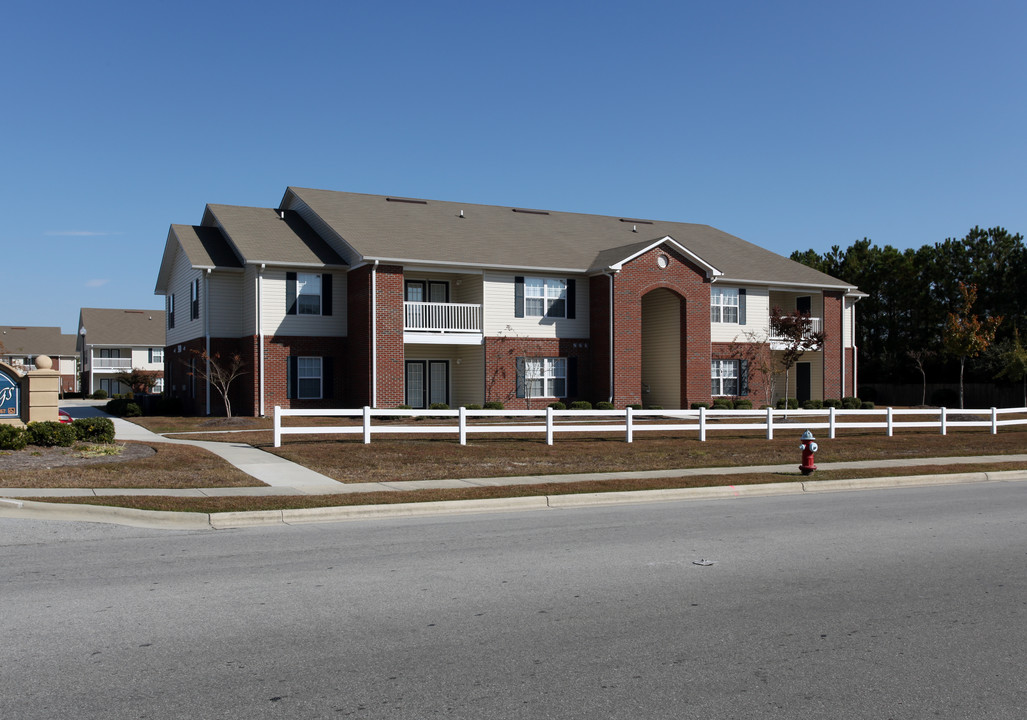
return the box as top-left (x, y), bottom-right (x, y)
top-left (296, 356), bottom-right (323, 400)
top-left (711, 287), bottom-right (739, 324)
top-left (520, 357), bottom-right (567, 398)
top-left (525, 277), bottom-right (568, 318)
top-left (711, 359), bottom-right (740, 396)
top-left (296, 273), bottom-right (322, 316)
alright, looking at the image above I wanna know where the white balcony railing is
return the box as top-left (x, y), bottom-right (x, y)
top-left (404, 302), bottom-right (482, 333)
top-left (771, 316), bottom-right (822, 341)
top-left (91, 357), bottom-right (133, 370)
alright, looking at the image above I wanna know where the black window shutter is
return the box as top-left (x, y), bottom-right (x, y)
top-left (148, 348), bottom-right (153, 363)
top-left (738, 288), bottom-right (746, 325)
top-left (286, 272), bottom-right (297, 315)
top-left (323, 357), bottom-right (334, 399)
top-left (287, 357), bottom-right (298, 399)
top-left (515, 356), bottom-right (525, 398)
top-left (739, 359), bottom-right (749, 396)
top-left (566, 279), bottom-right (576, 319)
top-left (514, 277), bottom-right (525, 318)
top-left (321, 273), bottom-right (332, 316)
top-left (567, 356), bottom-right (578, 397)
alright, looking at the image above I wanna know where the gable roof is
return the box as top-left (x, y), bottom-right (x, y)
top-left (78, 308), bottom-right (165, 347)
top-left (0, 326), bottom-right (77, 357)
top-left (204, 205), bottom-right (347, 268)
top-left (283, 187), bottom-right (857, 289)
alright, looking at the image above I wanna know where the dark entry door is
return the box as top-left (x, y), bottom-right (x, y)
top-left (796, 362), bottom-right (811, 406)
top-left (405, 360), bottom-right (449, 408)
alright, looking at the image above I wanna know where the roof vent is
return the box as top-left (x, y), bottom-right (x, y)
top-left (512, 208), bottom-right (549, 215)
top-left (619, 218), bottom-right (653, 225)
top-left (459, 210), bottom-right (464, 218)
top-left (386, 197), bottom-right (428, 205)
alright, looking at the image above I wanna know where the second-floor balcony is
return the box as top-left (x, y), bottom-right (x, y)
top-left (770, 316), bottom-right (823, 347)
top-left (91, 357), bottom-right (133, 371)
top-left (404, 302), bottom-right (483, 344)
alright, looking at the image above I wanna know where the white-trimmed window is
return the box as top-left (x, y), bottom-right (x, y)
top-left (149, 348), bottom-right (164, 364)
top-left (711, 287), bottom-right (739, 323)
top-left (190, 278), bottom-right (200, 320)
top-left (525, 277), bottom-right (567, 318)
top-left (297, 273), bottom-right (322, 315)
top-left (520, 357), bottom-right (567, 398)
top-left (297, 357), bottom-right (322, 399)
top-left (712, 359), bottom-right (739, 396)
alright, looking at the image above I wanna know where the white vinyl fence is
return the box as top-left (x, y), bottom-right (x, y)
top-left (273, 405), bottom-right (1027, 447)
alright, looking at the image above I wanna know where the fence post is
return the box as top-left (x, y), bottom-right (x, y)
top-left (766, 406), bottom-right (774, 440)
top-left (699, 405), bottom-right (707, 442)
top-left (940, 407), bottom-right (947, 436)
top-left (625, 406), bottom-right (633, 443)
top-left (991, 407), bottom-right (998, 435)
top-left (459, 406), bottom-right (467, 445)
top-left (363, 406), bottom-right (372, 444)
top-left (546, 405), bottom-right (554, 446)
top-left (274, 406), bottom-right (281, 448)
top-left (829, 405), bottom-right (836, 439)
top-left (886, 406), bottom-right (893, 437)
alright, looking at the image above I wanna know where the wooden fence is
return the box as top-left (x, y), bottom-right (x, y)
top-left (273, 405), bottom-right (1027, 447)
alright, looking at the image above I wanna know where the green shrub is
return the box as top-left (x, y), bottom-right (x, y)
top-left (733, 399), bottom-right (753, 409)
top-left (776, 398), bottom-right (799, 410)
top-left (861, 401), bottom-right (875, 410)
top-left (711, 401), bottom-right (732, 410)
top-left (626, 404), bottom-right (642, 410)
top-left (823, 399), bottom-right (842, 409)
top-left (428, 402), bottom-right (450, 410)
top-left (547, 401), bottom-right (567, 410)
top-left (0, 425), bottom-right (28, 451)
top-left (72, 417), bottom-right (115, 443)
top-left (464, 404), bottom-right (482, 410)
top-left (646, 405), bottom-right (663, 410)
top-left (841, 396), bottom-right (861, 410)
top-left (690, 402), bottom-right (710, 410)
top-left (396, 404), bottom-right (412, 410)
top-left (105, 398), bottom-right (142, 417)
top-left (483, 401), bottom-right (504, 411)
top-left (595, 401), bottom-right (615, 410)
top-left (154, 396), bottom-right (182, 416)
top-left (90, 389), bottom-right (108, 400)
top-left (802, 399), bottom-right (824, 410)
top-left (569, 400), bottom-right (592, 410)
top-left (26, 421), bottom-right (77, 447)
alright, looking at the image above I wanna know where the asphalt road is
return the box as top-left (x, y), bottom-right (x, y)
top-left (2, 483), bottom-right (1025, 719)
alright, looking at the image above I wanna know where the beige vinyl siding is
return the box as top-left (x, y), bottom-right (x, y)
top-left (711, 286), bottom-right (770, 343)
top-left (769, 291), bottom-right (824, 318)
top-left (260, 268), bottom-right (347, 337)
top-left (843, 297), bottom-right (855, 349)
top-left (165, 244), bottom-right (204, 346)
top-left (402, 344), bottom-right (484, 407)
top-left (129, 348), bottom-right (164, 372)
top-left (403, 272), bottom-right (483, 305)
top-left (774, 351), bottom-right (825, 403)
top-left (641, 289), bottom-right (681, 409)
top-left (243, 266), bottom-right (259, 336)
top-left (482, 272), bottom-right (589, 338)
top-left (208, 272), bottom-right (245, 338)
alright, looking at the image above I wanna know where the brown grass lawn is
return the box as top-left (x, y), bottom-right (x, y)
top-left (0, 442), bottom-right (260, 489)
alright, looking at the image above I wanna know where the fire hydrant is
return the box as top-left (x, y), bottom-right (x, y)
top-left (799, 430), bottom-right (818, 476)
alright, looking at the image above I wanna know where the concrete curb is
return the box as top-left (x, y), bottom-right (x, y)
top-left (3, 471), bottom-right (1026, 531)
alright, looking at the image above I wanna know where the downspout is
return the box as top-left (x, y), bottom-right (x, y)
top-left (607, 271), bottom-right (617, 403)
top-left (371, 260), bottom-right (379, 408)
top-left (840, 298), bottom-right (846, 399)
top-left (204, 269), bottom-right (211, 416)
top-left (258, 264), bottom-right (265, 416)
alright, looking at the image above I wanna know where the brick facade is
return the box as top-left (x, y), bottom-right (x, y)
top-left (822, 290), bottom-right (844, 399)
top-left (484, 337), bottom-right (592, 409)
top-left (591, 246), bottom-right (712, 407)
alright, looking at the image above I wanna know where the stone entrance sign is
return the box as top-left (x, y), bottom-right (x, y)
top-left (0, 356), bottom-right (59, 426)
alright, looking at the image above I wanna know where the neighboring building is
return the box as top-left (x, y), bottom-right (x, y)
top-left (154, 188), bottom-right (863, 416)
top-left (0, 326), bottom-right (79, 394)
top-left (77, 308), bottom-right (166, 396)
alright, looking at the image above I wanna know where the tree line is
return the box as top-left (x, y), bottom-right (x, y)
top-left (791, 226), bottom-right (1026, 403)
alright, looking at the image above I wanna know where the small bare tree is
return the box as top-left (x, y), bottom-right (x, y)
top-left (188, 349), bottom-right (246, 417)
top-left (770, 306), bottom-right (825, 405)
top-left (726, 329), bottom-right (775, 407)
top-left (906, 348), bottom-right (934, 406)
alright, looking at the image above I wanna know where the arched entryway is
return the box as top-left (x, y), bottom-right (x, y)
top-left (641, 288), bottom-right (684, 409)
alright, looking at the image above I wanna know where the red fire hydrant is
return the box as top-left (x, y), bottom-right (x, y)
top-left (799, 430), bottom-right (818, 476)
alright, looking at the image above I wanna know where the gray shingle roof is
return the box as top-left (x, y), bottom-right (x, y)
top-left (172, 224), bottom-right (244, 269)
top-left (77, 308), bottom-right (166, 347)
top-left (205, 205), bottom-right (347, 267)
top-left (285, 188), bottom-right (856, 289)
top-left (0, 326), bottom-right (77, 357)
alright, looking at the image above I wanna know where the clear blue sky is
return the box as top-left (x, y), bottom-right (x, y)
top-left (3, 1), bottom-right (1024, 333)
